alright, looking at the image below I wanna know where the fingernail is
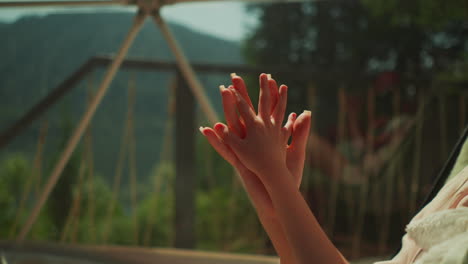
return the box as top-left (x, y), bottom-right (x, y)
top-left (267, 74), bottom-right (272, 80)
top-left (292, 112), bottom-right (297, 119)
top-left (199, 126), bottom-right (205, 135)
top-left (230, 73), bottom-right (237, 78)
top-left (219, 85), bottom-right (229, 95)
top-left (278, 85), bottom-right (287, 95)
top-left (303, 110), bottom-right (312, 116)
top-left (214, 123), bottom-right (224, 132)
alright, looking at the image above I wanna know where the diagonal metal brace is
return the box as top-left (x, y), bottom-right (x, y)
top-left (17, 11), bottom-right (148, 242)
top-left (151, 10), bottom-right (219, 125)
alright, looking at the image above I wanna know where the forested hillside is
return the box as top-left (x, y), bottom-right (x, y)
top-left (0, 12), bottom-right (243, 181)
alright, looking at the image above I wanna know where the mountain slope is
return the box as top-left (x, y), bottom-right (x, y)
top-left (0, 12), bottom-right (243, 181)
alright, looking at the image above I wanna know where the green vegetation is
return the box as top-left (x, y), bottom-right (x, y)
top-left (0, 12), bottom-right (243, 183)
top-left (0, 12), bottom-right (265, 254)
top-left (1, 2), bottom-right (467, 259)
top-left (244, 0), bottom-right (468, 258)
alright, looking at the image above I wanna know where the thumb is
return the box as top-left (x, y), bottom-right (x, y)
top-left (287, 111), bottom-right (311, 184)
top-left (289, 111), bottom-right (312, 152)
top-left (200, 127), bottom-right (239, 167)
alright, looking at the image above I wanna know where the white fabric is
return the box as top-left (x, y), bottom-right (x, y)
top-left (373, 166), bottom-right (468, 264)
top-left (413, 232), bottom-right (468, 264)
top-left (405, 207), bottom-right (468, 250)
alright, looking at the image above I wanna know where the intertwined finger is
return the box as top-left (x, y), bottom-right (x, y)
top-left (233, 90), bottom-right (257, 127)
top-left (220, 85), bottom-right (245, 138)
top-left (201, 125), bottom-right (275, 217)
top-left (258, 73), bottom-right (271, 121)
top-left (286, 111), bottom-right (312, 184)
top-left (200, 127), bottom-right (239, 167)
top-left (283, 112), bottom-right (297, 143)
top-left (272, 85), bottom-right (288, 127)
top-left (267, 77), bottom-right (279, 114)
top-left (213, 122), bottom-right (242, 147)
top-left (289, 111), bottom-right (312, 151)
top-left (231, 73), bottom-right (254, 110)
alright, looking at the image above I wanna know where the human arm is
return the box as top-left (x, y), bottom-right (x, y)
top-left (200, 74), bottom-right (310, 263)
top-left (263, 167), bottom-right (347, 264)
top-left (200, 128), bottom-right (296, 263)
top-left (214, 74), bottom-right (348, 264)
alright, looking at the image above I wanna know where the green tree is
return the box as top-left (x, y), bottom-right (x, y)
top-left (362, 0), bottom-right (468, 29)
top-left (0, 155), bottom-right (31, 236)
top-left (0, 155), bottom-right (54, 239)
top-left (244, 1), bottom-right (468, 106)
top-left (46, 106), bottom-right (81, 238)
top-left (135, 161), bottom-right (175, 247)
top-left (243, 0), bottom-right (468, 256)
top-left (75, 175), bottom-right (128, 244)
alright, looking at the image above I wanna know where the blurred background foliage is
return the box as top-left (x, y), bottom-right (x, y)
top-left (0, 0), bottom-right (467, 261)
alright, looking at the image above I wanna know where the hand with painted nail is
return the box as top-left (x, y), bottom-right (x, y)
top-left (200, 74), bottom-right (348, 264)
top-left (230, 74), bottom-right (311, 186)
top-left (200, 73), bottom-right (312, 264)
top-left (202, 73), bottom-right (311, 186)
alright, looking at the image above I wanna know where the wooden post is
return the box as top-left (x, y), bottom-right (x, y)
top-left (174, 71), bottom-right (196, 249)
top-left (9, 121), bottom-right (48, 238)
top-left (460, 94), bottom-right (466, 135)
top-left (409, 91), bottom-right (424, 217)
top-left (303, 82), bottom-right (315, 195)
top-left (439, 94), bottom-right (448, 162)
top-left (85, 76), bottom-right (96, 243)
top-left (352, 86), bottom-right (375, 259)
top-left (60, 157), bottom-right (86, 243)
top-left (101, 73), bottom-right (137, 243)
top-left (327, 86), bottom-right (346, 237)
top-left (143, 76), bottom-right (176, 246)
top-left (127, 74), bottom-right (139, 244)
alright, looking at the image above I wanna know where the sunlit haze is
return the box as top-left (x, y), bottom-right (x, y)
top-left (0, 1), bottom-right (258, 41)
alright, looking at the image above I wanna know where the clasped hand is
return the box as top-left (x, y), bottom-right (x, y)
top-left (200, 74), bottom-right (348, 264)
top-left (215, 74), bottom-right (293, 177)
top-left (200, 73), bottom-right (311, 214)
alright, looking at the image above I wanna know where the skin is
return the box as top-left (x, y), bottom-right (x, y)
top-left (201, 74), bottom-right (306, 263)
top-left (200, 74), bottom-right (348, 264)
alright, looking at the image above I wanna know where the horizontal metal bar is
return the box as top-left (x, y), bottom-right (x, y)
top-left (0, 240), bottom-right (279, 264)
top-left (164, 0), bottom-right (336, 6)
top-left (92, 55), bottom-right (318, 78)
top-left (0, 59), bottom-right (95, 149)
top-left (0, 0), bottom-right (127, 8)
top-left (0, 55), bottom-right (317, 150)
top-left (1, 54), bottom-right (392, 150)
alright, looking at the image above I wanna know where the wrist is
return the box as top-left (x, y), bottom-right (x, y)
top-left (259, 166), bottom-right (294, 194)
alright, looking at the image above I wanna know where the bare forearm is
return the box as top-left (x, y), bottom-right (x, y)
top-left (264, 168), bottom-right (348, 264)
top-left (256, 213), bottom-right (296, 264)
top-left (238, 168), bottom-right (296, 264)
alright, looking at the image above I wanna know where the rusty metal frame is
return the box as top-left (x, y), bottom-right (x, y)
top-left (17, 11), bottom-right (147, 242)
